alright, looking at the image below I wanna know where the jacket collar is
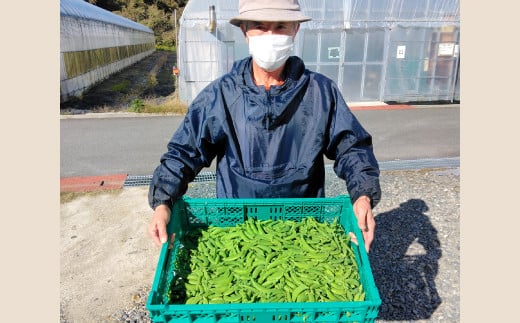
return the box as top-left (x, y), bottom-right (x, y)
top-left (230, 56), bottom-right (309, 130)
top-left (233, 56), bottom-right (306, 94)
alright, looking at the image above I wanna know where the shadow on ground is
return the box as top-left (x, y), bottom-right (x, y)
top-left (369, 199), bottom-right (442, 320)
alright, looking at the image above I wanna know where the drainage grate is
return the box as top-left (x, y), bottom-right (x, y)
top-left (124, 157), bottom-right (459, 187)
top-left (378, 157), bottom-right (460, 171)
top-left (123, 175), bottom-right (153, 187)
top-left (124, 171), bottom-right (217, 187)
top-left (193, 171), bottom-right (217, 182)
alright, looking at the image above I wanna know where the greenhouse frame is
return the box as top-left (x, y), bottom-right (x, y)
top-left (60, 0), bottom-right (156, 102)
top-left (177, 0), bottom-right (459, 105)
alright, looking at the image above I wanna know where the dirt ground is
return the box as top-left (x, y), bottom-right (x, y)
top-left (60, 186), bottom-right (158, 322)
top-left (60, 168), bottom-right (461, 322)
top-left (60, 51), bottom-right (180, 322)
top-left (60, 50), bottom-right (177, 113)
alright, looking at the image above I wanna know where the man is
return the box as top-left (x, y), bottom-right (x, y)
top-left (147, 0), bottom-right (381, 252)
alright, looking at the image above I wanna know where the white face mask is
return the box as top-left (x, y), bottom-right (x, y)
top-left (248, 34), bottom-right (294, 72)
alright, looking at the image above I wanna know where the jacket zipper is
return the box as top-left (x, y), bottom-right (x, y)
top-left (266, 89), bottom-right (272, 130)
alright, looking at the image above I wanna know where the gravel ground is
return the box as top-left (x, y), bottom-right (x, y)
top-left (63, 166), bottom-right (459, 322)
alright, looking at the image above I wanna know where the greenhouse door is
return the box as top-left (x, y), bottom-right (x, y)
top-left (299, 28), bottom-right (386, 103)
top-left (341, 29), bottom-right (386, 102)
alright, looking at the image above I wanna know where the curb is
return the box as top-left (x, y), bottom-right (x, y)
top-left (59, 103), bottom-right (460, 119)
top-left (350, 104), bottom-right (412, 111)
top-left (59, 103), bottom-right (419, 119)
top-left (60, 174), bottom-right (128, 193)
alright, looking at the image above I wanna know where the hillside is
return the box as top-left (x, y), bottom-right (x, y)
top-left (86, 0), bottom-right (187, 50)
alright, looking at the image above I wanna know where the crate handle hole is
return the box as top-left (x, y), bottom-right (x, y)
top-left (269, 207), bottom-right (283, 213)
top-left (240, 315), bottom-right (256, 321)
top-left (272, 314), bottom-right (288, 320)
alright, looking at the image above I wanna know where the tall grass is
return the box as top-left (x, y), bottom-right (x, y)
top-left (127, 92), bottom-right (188, 115)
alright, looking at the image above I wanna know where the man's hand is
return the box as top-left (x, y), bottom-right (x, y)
top-left (352, 195), bottom-right (375, 253)
top-left (148, 204), bottom-right (171, 247)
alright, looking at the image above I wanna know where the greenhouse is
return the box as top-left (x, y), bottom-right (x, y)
top-left (60, 0), bottom-right (156, 102)
top-left (176, 0), bottom-right (459, 105)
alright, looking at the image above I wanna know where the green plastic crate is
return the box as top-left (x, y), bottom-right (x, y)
top-left (146, 196), bottom-right (381, 322)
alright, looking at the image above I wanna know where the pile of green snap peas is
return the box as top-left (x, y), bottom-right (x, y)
top-left (176, 217), bottom-right (365, 304)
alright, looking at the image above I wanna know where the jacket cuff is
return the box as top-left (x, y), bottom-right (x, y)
top-left (351, 191), bottom-right (380, 209)
top-left (151, 199), bottom-right (173, 211)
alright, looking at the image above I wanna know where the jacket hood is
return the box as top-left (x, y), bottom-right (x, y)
top-left (228, 56), bottom-right (309, 130)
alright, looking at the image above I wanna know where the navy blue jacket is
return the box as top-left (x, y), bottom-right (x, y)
top-left (148, 56), bottom-right (381, 209)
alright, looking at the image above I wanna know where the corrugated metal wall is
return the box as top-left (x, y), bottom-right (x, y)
top-left (60, 0), bottom-right (156, 102)
top-left (177, 0), bottom-right (459, 105)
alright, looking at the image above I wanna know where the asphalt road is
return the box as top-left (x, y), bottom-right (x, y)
top-left (60, 104), bottom-right (460, 178)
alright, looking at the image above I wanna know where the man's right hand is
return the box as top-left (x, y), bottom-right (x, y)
top-left (148, 204), bottom-right (171, 247)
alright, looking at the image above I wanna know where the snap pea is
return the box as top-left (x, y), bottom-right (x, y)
top-left (169, 217), bottom-right (366, 304)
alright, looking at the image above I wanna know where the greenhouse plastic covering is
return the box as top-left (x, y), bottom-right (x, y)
top-left (176, 0), bottom-right (460, 104)
top-left (179, 0), bottom-right (459, 29)
top-left (60, 0), bottom-right (155, 101)
top-left (60, 0), bottom-right (153, 33)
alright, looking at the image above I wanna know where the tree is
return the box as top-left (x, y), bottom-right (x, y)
top-left (89, 0), bottom-right (187, 50)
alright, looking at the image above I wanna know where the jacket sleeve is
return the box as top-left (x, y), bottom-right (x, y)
top-left (325, 85), bottom-right (382, 208)
top-left (148, 88), bottom-right (221, 210)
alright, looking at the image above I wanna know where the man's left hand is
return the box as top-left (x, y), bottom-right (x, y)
top-left (352, 195), bottom-right (375, 253)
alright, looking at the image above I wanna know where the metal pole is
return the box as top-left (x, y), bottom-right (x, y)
top-left (174, 9), bottom-right (177, 50)
top-left (174, 9), bottom-right (179, 93)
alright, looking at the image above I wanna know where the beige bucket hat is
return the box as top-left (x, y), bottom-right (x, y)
top-left (229, 0), bottom-right (312, 27)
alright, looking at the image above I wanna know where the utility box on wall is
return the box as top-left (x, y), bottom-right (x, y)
top-left (176, 0), bottom-right (459, 105)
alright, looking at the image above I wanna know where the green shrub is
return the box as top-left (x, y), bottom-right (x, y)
top-left (111, 80), bottom-right (130, 93)
top-left (156, 44), bottom-right (175, 52)
top-left (148, 74), bottom-right (158, 87)
top-left (129, 98), bottom-right (145, 112)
